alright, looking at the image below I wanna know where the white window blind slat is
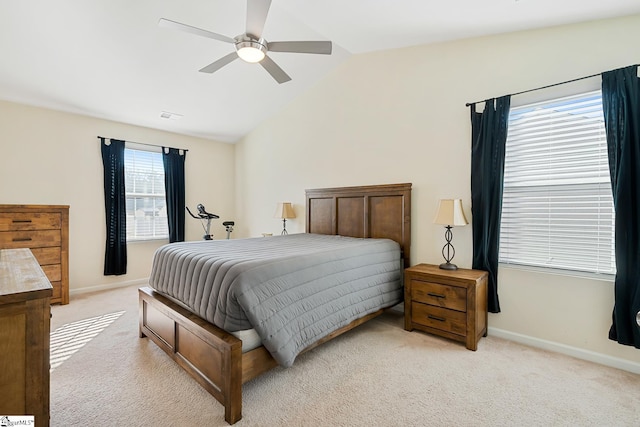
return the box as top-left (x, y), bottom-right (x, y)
top-left (499, 91), bottom-right (616, 276)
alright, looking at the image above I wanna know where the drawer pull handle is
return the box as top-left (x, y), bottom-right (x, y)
top-left (428, 315), bottom-right (446, 322)
top-left (12, 219), bottom-right (32, 223)
top-left (12, 237), bottom-right (32, 242)
top-left (427, 292), bottom-right (446, 299)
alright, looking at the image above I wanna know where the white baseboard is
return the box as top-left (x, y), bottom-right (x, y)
top-left (70, 278), bottom-right (149, 296)
top-left (489, 326), bottom-right (640, 375)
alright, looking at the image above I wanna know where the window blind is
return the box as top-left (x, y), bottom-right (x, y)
top-left (124, 148), bottom-right (168, 240)
top-left (500, 91), bottom-right (616, 276)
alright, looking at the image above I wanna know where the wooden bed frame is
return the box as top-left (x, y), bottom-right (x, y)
top-left (139, 183), bottom-right (411, 424)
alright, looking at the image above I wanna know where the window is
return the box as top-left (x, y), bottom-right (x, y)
top-left (124, 148), bottom-right (168, 240)
top-left (500, 91), bottom-right (615, 277)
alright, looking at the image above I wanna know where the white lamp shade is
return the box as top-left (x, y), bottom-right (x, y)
top-left (433, 199), bottom-right (468, 226)
top-left (274, 202), bottom-right (296, 219)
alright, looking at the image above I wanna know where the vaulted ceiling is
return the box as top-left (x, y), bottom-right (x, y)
top-left (1, 0), bottom-right (638, 143)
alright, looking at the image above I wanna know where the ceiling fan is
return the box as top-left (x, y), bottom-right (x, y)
top-left (159, 0), bottom-right (332, 84)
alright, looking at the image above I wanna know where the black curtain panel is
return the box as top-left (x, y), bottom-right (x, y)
top-left (100, 138), bottom-right (127, 275)
top-left (470, 96), bottom-right (511, 313)
top-left (162, 147), bottom-right (186, 243)
top-left (602, 65), bottom-right (640, 348)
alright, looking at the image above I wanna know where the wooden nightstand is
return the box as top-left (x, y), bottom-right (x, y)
top-left (404, 263), bottom-right (488, 350)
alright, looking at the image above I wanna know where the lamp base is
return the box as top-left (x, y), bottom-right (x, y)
top-left (439, 262), bottom-right (458, 270)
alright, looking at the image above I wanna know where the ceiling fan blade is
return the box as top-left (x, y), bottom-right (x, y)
top-left (159, 18), bottom-right (235, 44)
top-left (260, 55), bottom-right (291, 84)
top-left (267, 41), bottom-right (332, 55)
top-left (246, 0), bottom-right (272, 39)
top-left (199, 52), bottom-right (239, 74)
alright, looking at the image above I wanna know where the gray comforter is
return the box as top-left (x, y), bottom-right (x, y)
top-left (149, 233), bottom-right (402, 367)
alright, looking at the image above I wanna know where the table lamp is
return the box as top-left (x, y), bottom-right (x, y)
top-left (433, 199), bottom-right (468, 270)
top-left (274, 202), bottom-right (296, 235)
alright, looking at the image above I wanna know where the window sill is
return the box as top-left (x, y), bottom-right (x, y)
top-left (499, 263), bottom-right (615, 283)
top-left (127, 237), bottom-right (169, 244)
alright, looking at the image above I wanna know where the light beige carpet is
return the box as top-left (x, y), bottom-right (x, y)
top-left (50, 285), bottom-right (640, 426)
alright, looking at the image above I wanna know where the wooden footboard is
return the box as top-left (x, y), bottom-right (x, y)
top-left (139, 286), bottom-right (385, 424)
top-left (139, 286), bottom-right (278, 424)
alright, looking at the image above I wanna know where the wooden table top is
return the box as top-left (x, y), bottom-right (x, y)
top-left (0, 248), bottom-right (52, 303)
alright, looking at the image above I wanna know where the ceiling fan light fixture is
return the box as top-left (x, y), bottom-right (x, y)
top-left (161, 1), bottom-right (333, 84)
top-left (236, 39), bottom-right (267, 63)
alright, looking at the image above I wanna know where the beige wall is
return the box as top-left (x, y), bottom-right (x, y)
top-left (0, 101), bottom-right (235, 292)
top-left (235, 15), bottom-right (640, 368)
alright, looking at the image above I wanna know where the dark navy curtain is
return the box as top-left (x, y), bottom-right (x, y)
top-left (470, 96), bottom-right (511, 313)
top-left (162, 147), bottom-right (186, 243)
top-left (602, 65), bottom-right (640, 348)
top-left (100, 138), bottom-right (127, 275)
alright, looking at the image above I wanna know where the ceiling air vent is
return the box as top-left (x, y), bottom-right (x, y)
top-left (160, 111), bottom-right (183, 120)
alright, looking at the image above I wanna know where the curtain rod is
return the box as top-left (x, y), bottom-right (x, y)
top-left (97, 136), bottom-right (188, 152)
top-left (465, 63), bottom-right (639, 107)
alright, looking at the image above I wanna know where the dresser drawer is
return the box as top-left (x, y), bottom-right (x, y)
top-left (41, 264), bottom-right (61, 283)
top-left (0, 212), bottom-right (61, 231)
top-left (0, 230), bottom-right (61, 249)
top-left (410, 280), bottom-right (467, 312)
top-left (51, 281), bottom-right (62, 300)
top-left (30, 247), bottom-right (61, 265)
top-left (412, 302), bottom-right (467, 337)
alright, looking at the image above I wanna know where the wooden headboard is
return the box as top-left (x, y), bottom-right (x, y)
top-left (305, 183), bottom-right (412, 268)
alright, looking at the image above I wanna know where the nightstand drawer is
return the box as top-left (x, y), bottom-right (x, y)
top-left (412, 303), bottom-right (466, 336)
top-left (411, 280), bottom-right (466, 312)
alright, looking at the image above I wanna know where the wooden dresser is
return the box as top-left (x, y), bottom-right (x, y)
top-left (0, 204), bottom-right (69, 304)
top-left (404, 263), bottom-right (488, 351)
top-left (0, 248), bottom-right (52, 427)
